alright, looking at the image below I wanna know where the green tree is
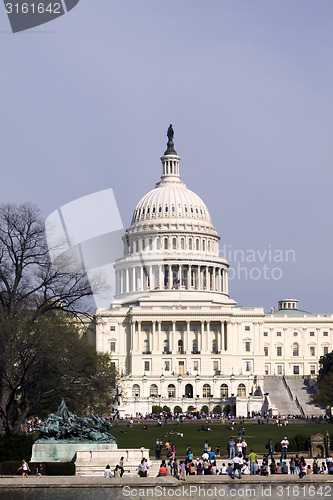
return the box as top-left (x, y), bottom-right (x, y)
top-left (0, 203), bottom-right (114, 430)
top-left (312, 352), bottom-right (333, 408)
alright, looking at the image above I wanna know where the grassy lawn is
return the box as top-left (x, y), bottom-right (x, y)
top-left (110, 421), bottom-right (333, 457)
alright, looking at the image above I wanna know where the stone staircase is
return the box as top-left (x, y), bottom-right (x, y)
top-left (263, 376), bottom-right (299, 416)
top-left (284, 377), bottom-right (326, 417)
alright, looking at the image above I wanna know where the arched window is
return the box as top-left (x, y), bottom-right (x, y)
top-left (132, 384), bottom-right (140, 397)
top-left (168, 384), bottom-right (176, 398)
top-left (212, 339), bottom-right (217, 353)
top-left (293, 343), bottom-right (299, 356)
top-left (149, 238), bottom-right (152, 250)
top-left (237, 384), bottom-right (246, 397)
top-left (208, 240), bottom-right (211, 252)
top-left (203, 384), bottom-right (211, 398)
top-left (220, 384), bottom-right (228, 397)
top-left (156, 237), bottom-right (161, 250)
top-left (192, 339), bottom-right (198, 353)
top-left (164, 238), bottom-right (168, 250)
top-left (142, 239), bottom-right (145, 251)
top-left (173, 238), bottom-right (177, 249)
top-left (163, 339), bottom-right (169, 353)
top-left (178, 339), bottom-right (183, 353)
top-left (181, 238), bottom-right (185, 249)
top-left (202, 240), bottom-right (205, 251)
top-left (143, 339), bottom-right (150, 353)
top-left (150, 384), bottom-right (158, 397)
top-left (189, 239), bottom-right (193, 250)
top-left (196, 239), bottom-right (199, 250)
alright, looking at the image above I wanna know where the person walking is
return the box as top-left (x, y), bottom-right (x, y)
top-left (280, 437), bottom-right (289, 460)
top-left (265, 439), bottom-right (274, 461)
top-left (18, 460), bottom-right (30, 478)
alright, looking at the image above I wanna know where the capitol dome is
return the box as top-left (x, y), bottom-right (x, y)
top-left (131, 182), bottom-right (212, 226)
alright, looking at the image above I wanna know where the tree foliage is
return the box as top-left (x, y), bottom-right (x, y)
top-left (312, 352), bottom-right (333, 408)
top-left (0, 203), bottom-right (115, 430)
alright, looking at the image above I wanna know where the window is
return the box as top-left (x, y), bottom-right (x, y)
top-left (324, 346), bottom-right (329, 355)
top-left (110, 326), bottom-right (116, 331)
top-left (178, 340), bottom-right (183, 353)
top-left (212, 339), bottom-right (218, 353)
top-left (310, 346), bottom-right (315, 356)
top-left (132, 384), bottom-right (140, 397)
top-left (192, 340), bottom-right (198, 353)
top-left (150, 384), bottom-right (158, 397)
top-left (220, 384), bottom-right (228, 397)
top-left (172, 238), bottom-right (177, 249)
top-left (143, 339), bottom-right (150, 353)
top-left (245, 341), bottom-right (251, 352)
top-left (263, 332), bottom-right (268, 337)
top-left (203, 384), bottom-right (211, 398)
top-left (277, 332), bottom-right (282, 337)
top-left (110, 361), bottom-right (116, 371)
top-left (144, 361), bottom-right (150, 371)
top-left (310, 365), bottom-right (316, 375)
top-left (196, 239), bottom-right (199, 250)
top-left (245, 361), bottom-right (251, 372)
top-left (264, 347), bottom-right (268, 356)
top-left (293, 365), bottom-right (300, 375)
top-left (293, 343), bottom-right (299, 357)
top-left (237, 384), bottom-right (246, 397)
top-left (213, 360), bottom-right (219, 371)
top-left (277, 365), bottom-right (283, 375)
top-left (293, 331), bottom-right (298, 337)
top-left (245, 326), bottom-right (250, 331)
top-left (178, 326), bottom-right (183, 332)
top-left (310, 331), bottom-right (315, 337)
top-left (189, 239), bottom-right (192, 250)
top-left (323, 331), bottom-right (329, 337)
top-left (163, 339), bottom-right (169, 353)
top-left (168, 384), bottom-right (176, 398)
top-left (178, 361), bottom-right (185, 375)
top-left (110, 341), bottom-right (116, 352)
top-left (265, 366), bottom-right (269, 375)
top-left (193, 361), bottom-right (199, 372)
top-left (181, 238), bottom-right (185, 249)
top-left (277, 346), bottom-right (282, 356)
top-left (164, 238), bottom-right (168, 250)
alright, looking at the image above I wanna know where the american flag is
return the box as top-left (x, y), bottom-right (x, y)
top-left (172, 279), bottom-right (180, 289)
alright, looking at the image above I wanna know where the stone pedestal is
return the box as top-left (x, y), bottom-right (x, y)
top-left (31, 440), bottom-right (117, 463)
top-left (75, 447), bottom-right (150, 476)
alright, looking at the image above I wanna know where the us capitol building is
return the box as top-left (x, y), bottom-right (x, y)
top-left (91, 127), bottom-right (332, 417)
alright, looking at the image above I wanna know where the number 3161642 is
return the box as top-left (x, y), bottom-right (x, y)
top-left (5, 3), bottom-right (62, 14)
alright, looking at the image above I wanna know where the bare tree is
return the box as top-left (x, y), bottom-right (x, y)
top-left (0, 203), bottom-right (111, 430)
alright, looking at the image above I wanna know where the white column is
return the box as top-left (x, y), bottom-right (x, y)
top-left (132, 267), bottom-right (135, 292)
top-left (140, 267), bottom-right (144, 291)
top-left (158, 321), bottom-right (161, 352)
top-left (125, 268), bottom-right (129, 293)
top-left (187, 321), bottom-right (190, 353)
top-left (138, 322), bottom-right (141, 353)
top-left (207, 321), bottom-right (210, 352)
top-left (225, 270), bottom-right (229, 295)
top-left (172, 321), bottom-right (176, 352)
top-left (131, 322), bottom-right (135, 352)
top-left (221, 321), bottom-right (224, 351)
top-left (152, 321), bottom-right (156, 352)
top-left (159, 265), bottom-right (163, 289)
top-left (225, 322), bottom-right (229, 351)
top-left (200, 321), bottom-right (204, 352)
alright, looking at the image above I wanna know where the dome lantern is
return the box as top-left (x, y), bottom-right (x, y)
top-left (160, 124), bottom-right (181, 181)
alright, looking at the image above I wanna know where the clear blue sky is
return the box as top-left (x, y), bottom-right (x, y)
top-left (1, 1), bottom-right (332, 312)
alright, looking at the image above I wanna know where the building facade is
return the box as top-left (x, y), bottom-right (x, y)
top-left (92, 131), bottom-right (333, 417)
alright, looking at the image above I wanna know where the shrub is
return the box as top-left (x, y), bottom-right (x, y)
top-left (152, 405), bottom-right (163, 414)
top-left (213, 405), bottom-right (222, 413)
top-left (201, 405), bottom-right (209, 413)
top-left (187, 406), bottom-right (195, 412)
top-left (0, 433), bottom-right (36, 462)
top-left (173, 406), bottom-right (182, 413)
top-left (162, 405), bottom-right (170, 413)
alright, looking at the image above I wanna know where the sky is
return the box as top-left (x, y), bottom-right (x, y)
top-left (0, 1), bottom-right (332, 313)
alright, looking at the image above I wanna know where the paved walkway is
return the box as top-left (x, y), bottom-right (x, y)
top-left (0, 474), bottom-right (332, 488)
